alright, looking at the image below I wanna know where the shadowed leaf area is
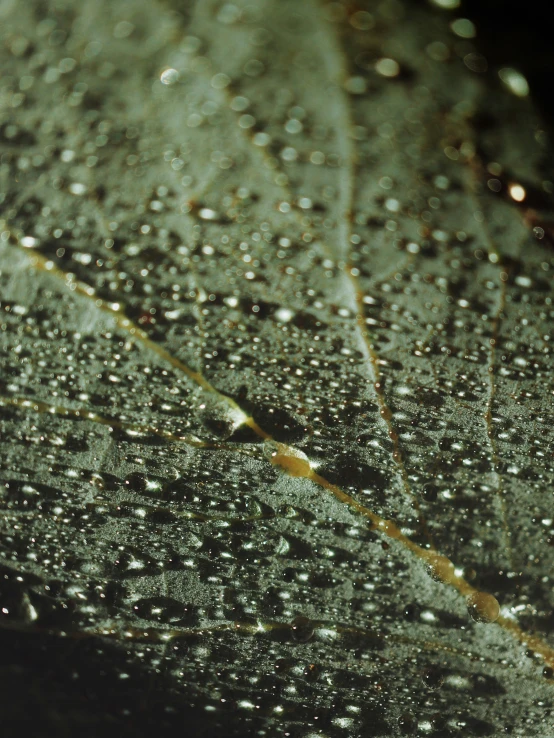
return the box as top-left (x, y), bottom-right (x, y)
top-left (1, 0), bottom-right (554, 735)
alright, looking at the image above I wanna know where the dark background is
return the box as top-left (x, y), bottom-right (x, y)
top-left (455, 0), bottom-right (554, 126)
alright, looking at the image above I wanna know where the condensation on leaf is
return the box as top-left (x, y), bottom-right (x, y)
top-left (0, 0), bottom-right (553, 736)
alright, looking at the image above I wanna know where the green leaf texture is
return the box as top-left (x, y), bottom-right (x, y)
top-left (1, 0), bottom-right (554, 735)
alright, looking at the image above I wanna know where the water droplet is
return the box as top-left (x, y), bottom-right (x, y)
top-left (499, 67), bottom-right (529, 97)
top-left (291, 615), bottom-right (314, 642)
top-left (467, 592), bottom-right (500, 623)
top-left (398, 712), bottom-right (417, 734)
top-left (431, 0), bottom-right (460, 7)
top-left (426, 554), bottom-right (455, 583)
top-left (421, 667), bottom-right (444, 690)
top-left (509, 184), bottom-right (526, 202)
top-left (160, 68), bottom-right (179, 86)
top-left (375, 58), bottom-right (400, 78)
top-left (270, 444), bottom-right (312, 476)
top-left (464, 53), bottom-right (488, 73)
top-left (349, 11), bottom-right (375, 30)
top-left (344, 76), bottom-right (367, 94)
top-left (450, 18), bottom-right (476, 38)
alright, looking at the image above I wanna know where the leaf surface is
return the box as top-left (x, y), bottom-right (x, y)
top-left (1, 0), bottom-right (554, 735)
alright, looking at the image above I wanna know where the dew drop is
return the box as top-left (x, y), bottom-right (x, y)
top-left (211, 72), bottom-right (230, 89)
top-left (509, 184), bottom-right (526, 202)
top-left (275, 307), bottom-right (294, 323)
top-left (375, 58), bottom-right (400, 78)
top-left (431, 0), bottom-right (460, 7)
top-left (467, 592), bottom-right (500, 623)
top-left (291, 615), bottom-right (314, 642)
top-left (284, 118), bottom-right (303, 134)
top-left (69, 182), bottom-right (87, 196)
top-left (217, 4), bottom-right (241, 24)
top-left (426, 554), bottom-right (455, 583)
top-left (499, 67), bottom-right (529, 98)
top-left (450, 18), bottom-right (476, 38)
top-left (349, 11), bottom-right (375, 30)
top-left (421, 666), bottom-right (444, 690)
top-left (344, 76), bottom-right (367, 94)
top-left (160, 68), bottom-right (179, 86)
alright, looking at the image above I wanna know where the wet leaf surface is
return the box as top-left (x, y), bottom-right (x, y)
top-left (1, 0), bottom-right (554, 735)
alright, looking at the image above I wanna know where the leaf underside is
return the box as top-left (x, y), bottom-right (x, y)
top-left (0, 0), bottom-right (553, 735)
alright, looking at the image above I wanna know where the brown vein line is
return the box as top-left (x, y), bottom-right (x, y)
top-left (444, 132), bottom-right (514, 558)
top-left (20, 616), bottom-right (554, 688)
top-left (484, 275), bottom-right (515, 568)
top-left (0, 576), bottom-right (486, 657)
top-left (0, 598), bottom-right (549, 682)
top-left (68, 620), bottom-right (493, 672)
top-left (312, 4), bottom-right (433, 546)
top-left (9, 392), bottom-right (549, 668)
top-left (464, 157), bottom-right (514, 568)
top-left (8, 246), bottom-right (270, 441)
top-left (269, 443), bottom-right (554, 669)
top-left (352, 283), bottom-right (435, 547)
top-left (7, 161), bottom-right (552, 676)
top-left (385, 633), bottom-right (483, 663)
top-left (467, 154), bottom-right (501, 259)
top-left (0, 394), bottom-right (262, 453)
top-left (8, 378), bottom-right (549, 663)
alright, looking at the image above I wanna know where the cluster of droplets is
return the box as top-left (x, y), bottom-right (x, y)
top-left (1, 0), bottom-right (554, 734)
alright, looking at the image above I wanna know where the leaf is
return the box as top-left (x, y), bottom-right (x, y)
top-left (1, 0), bottom-right (554, 735)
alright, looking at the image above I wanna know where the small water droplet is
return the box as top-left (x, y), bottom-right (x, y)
top-left (160, 68), bottom-right (179, 86)
top-left (291, 615), bottom-right (314, 642)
